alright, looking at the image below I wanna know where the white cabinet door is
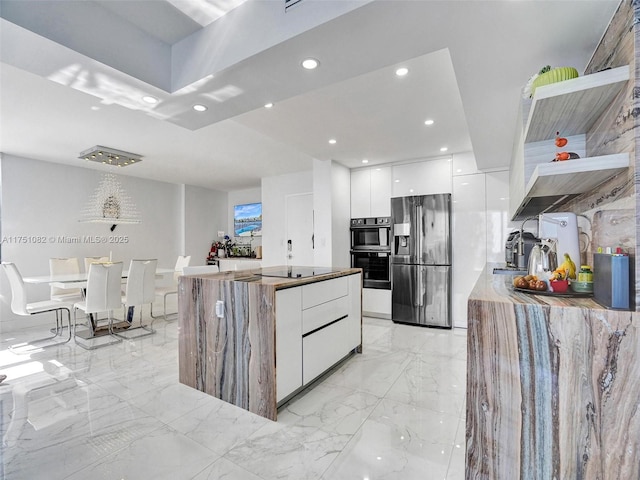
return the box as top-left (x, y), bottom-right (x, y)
top-left (452, 173), bottom-right (486, 329)
top-left (362, 288), bottom-right (391, 318)
top-left (350, 169), bottom-right (371, 218)
top-left (392, 158), bottom-right (452, 197)
top-left (370, 167), bottom-right (392, 217)
top-left (347, 273), bottom-right (362, 350)
top-left (276, 288), bottom-right (303, 402)
top-left (302, 317), bottom-right (350, 384)
top-left (302, 276), bottom-right (348, 309)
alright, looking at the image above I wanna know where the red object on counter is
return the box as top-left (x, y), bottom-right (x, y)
top-left (550, 279), bottom-right (569, 293)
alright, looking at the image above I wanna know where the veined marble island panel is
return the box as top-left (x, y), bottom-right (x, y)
top-left (178, 266), bottom-right (363, 420)
top-left (466, 265), bottom-right (639, 479)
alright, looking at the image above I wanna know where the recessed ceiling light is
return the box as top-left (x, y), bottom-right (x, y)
top-left (362, 159), bottom-right (369, 164)
top-left (90, 106), bottom-right (100, 111)
top-left (264, 102), bottom-right (273, 108)
top-left (395, 67), bottom-right (409, 77)
top-left (328, 139), bottom-right (337, 144)
top-left (409, 188), bottom-right (414, 193)
top-left (424, 119), bottom-right (434, 126)
top-left (301, 58), bottom-right (319, 70)
top-left (440, 147), bottom-right (448, 152)
top-left (394, 179), bottom-right (400, 183)
top-left (193, 104), bottom-right (208, 112)
top-left (142, 95), bottom-right (158, 104)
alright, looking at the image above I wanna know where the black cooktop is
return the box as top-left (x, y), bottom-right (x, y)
top-left (255, 267), bottom-right (340, 279)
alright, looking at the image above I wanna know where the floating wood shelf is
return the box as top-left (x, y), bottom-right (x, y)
top-left (524, 65), bottom-right (629, 143)
top-left (512, 153), bottom-right (629, 219)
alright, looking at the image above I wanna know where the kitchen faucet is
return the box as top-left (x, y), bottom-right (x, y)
top-left (518, 216), bottom-right (539, 269)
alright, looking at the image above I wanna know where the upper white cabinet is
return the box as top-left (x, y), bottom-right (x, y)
top-left (392, 158), bottom-right (452, 197)
top-left (510, 65), bottom-right (631, 220)
top-left (350, 166), bottom-right (391, 218)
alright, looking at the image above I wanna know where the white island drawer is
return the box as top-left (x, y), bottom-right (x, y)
top-left (302, 317), bottom-right (350, 384)
top-left (302, 277), bottom-right (348, 309)
top-left (302, 296), bottom-right (349, 335)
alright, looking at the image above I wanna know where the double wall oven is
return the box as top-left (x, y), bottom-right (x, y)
top-left (350, 217), bottom-right (391, 289)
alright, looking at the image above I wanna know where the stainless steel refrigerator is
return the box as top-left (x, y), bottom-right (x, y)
top-left (391, 194), bottom-right (452, 328)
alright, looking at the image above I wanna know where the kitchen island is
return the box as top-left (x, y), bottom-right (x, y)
top-left (178, 266), bottom-right (362, 420)
top-left (466, 265), bottom-right (639, 479)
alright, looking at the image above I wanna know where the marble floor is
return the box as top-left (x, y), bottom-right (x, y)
top-left (0, 308), bottom-right (467, 480)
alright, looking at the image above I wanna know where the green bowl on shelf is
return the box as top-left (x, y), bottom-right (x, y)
top-left (531, 67), bottom-right (579, 96)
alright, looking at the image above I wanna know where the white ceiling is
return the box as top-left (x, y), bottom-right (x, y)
top-left (0, 0), bottom-right (621, 192)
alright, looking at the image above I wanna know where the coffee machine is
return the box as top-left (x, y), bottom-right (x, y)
top-left (538, 212), bottom-right (581, 269)
top-left (505, 230), bottom-right (538, 268)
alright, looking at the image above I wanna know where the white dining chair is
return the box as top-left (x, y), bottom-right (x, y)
top-left (73, 262), bottom-right (124, 350)
top-left (119, 259), bottom-right (157, 339)
top-left (151, 255), bottom-right (190, 321)
top-left (1, 262), bottom-right (73, 352)
top-left (84, 256), bottom-right (109, 273)
top-left (49, 257), bottom-right (83, 302)
top-left (49, 257), bottom-right (84, 334)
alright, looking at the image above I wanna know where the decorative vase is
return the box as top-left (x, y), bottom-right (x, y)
top-left (531, 67), bottom-right (579, 96)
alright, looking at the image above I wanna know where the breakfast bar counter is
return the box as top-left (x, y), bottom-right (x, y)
top-left (178, 266), bottom-right (362, 420)
top-left (466, 265), bottom-right (639, 479)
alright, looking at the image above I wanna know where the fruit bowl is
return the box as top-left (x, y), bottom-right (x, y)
top-left (550, 279), bottom-right (569, 293)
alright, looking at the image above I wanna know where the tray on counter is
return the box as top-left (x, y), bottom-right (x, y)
top-left (513, 287), bottom-right (593, 298)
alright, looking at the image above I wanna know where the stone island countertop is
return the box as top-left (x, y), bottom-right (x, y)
top-left (466, 264), bottom-right (639, 479)
top-left (182, 265), bottom-right (361, 289)
top-left (178, 266), bottom-right (363, 420)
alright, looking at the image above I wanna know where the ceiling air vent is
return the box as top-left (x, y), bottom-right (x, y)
top-left (285, 0), bottom-right (304, 11)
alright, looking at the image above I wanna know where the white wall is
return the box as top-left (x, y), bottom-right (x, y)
top-left (331, 162), bottom-right (351, 268)
top-left (261, 171), bottom-right (313, 267)
top-left (0, 154), bottom-right (223, 333)
top-left (313, 160), bottom-right (332, 267)
top-left (312, 160), bottom-right (351, 268)
top-left (184, 185), bottom-right (227, 266)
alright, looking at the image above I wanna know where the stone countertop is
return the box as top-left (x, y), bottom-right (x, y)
top-left (466, 264), bottom-right (638, 479)
top-left (470, 263), bottom-right (605, 310)
top-left (182, 265), bottom-right (362, 290)
top-left (216, 256), bottom-right (260, 261)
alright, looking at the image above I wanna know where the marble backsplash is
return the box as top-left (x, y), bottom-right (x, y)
top-left (553, 0), bottom-right (639, 309)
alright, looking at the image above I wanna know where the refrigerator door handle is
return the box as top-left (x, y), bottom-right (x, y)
top-left (416, 204), bottom-right (423, 264)
top-left (417, 266), bottom-right (424, 307)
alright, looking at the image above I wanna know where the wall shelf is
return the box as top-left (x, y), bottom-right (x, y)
top-left (524, 65), bottom-right (629, 143)
top-left (511, 65), bottom-right (631, 220)
top-left (512, 153), bottom-right (629, 219)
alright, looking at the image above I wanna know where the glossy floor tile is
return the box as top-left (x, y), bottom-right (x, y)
top-left (0, 308), bottom-right (466, 480)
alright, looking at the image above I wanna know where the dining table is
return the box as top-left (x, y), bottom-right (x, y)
top-left (23, 268), bottom-right (175, 337)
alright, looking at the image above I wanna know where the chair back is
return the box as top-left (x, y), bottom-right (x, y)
top-left (84, 262), bottom-right (123, 314)
top-left (84, 256), bottom-right (109, 273)
top-left (125, 259), bottom-right (157, 306)
top-left (49, 257), bottom-right (82, 298)
top-left (172, 255), bottom-right (191, 282)
top-left (182, 265), bottom-right (219, 275)
top-left (1, 262), bottom-right (29, 315)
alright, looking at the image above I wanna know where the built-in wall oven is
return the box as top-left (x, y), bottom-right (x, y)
top-left (350, 217), bottom-right (391, 289)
